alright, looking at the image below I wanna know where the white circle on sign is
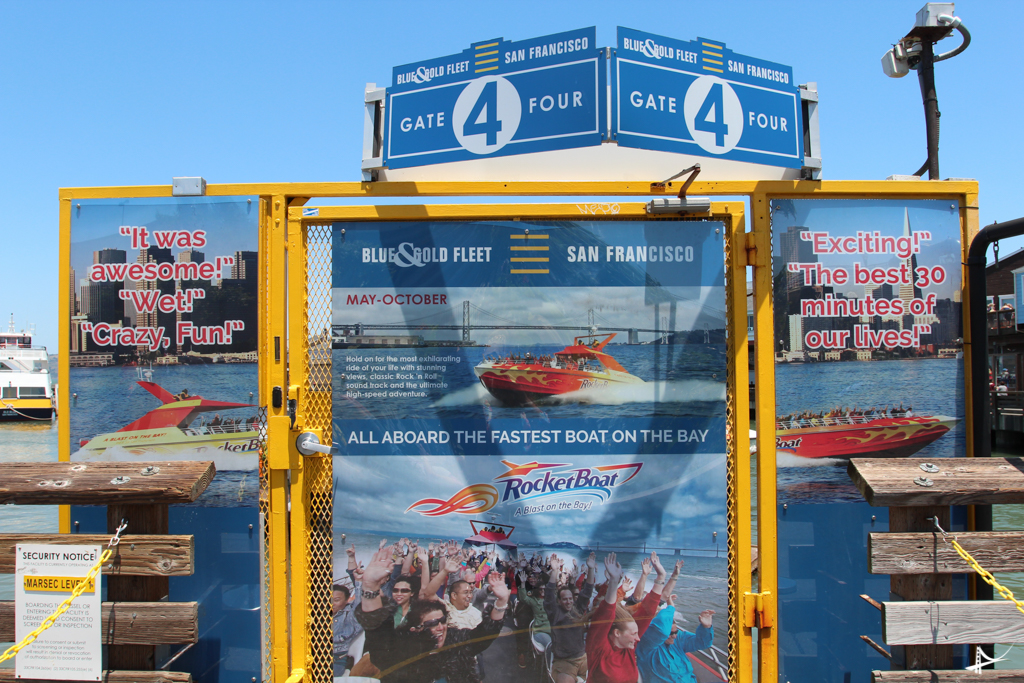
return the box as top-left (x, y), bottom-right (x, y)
top-left (453, 75), bottom-right (521, 155)
top-left (683, 75), bottom-right (743, 155)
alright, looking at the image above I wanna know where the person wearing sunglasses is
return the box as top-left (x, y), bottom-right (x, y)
top-left (390, 576), bottom-right (420, 629)
top-left (357, 547), bottom-right (510, 683)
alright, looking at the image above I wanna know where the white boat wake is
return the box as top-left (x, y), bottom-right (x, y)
top-left (776, 452), bottom-right (845, 468)
top-left (553, 380), bottom-right (725, 405)
top-left (432, 380), bottom-right (725, 408)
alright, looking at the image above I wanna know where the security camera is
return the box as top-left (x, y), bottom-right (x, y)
top-left (882, 43), bottom-right (911, 78)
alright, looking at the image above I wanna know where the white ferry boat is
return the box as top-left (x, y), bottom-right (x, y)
top-left (0, 317), bottom-right (54, 420)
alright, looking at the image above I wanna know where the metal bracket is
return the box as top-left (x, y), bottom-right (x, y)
top-left (799, 83), bottom-right (822, 180)
top-left (744, 232), bottom-right (765, 267)
top-left (362, 83), bottom-right (387, 181)
top-left (651, 163), bottom-right (701, 198)
top-left (742, 590), bottom-right (773, 628)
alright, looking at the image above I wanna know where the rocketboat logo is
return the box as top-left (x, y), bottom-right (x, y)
top-left (406, 459), bottom-right (643, 516)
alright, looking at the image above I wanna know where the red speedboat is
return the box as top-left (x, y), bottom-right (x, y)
top-left (473, 333), bottom-right (644, 406)
top-left (774, 411), bottom-right (957, 459)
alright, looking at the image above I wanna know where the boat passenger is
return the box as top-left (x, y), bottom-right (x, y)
top-left (544, 552), bottom-right (596, 683)
top-left (356, 548), bottom-right (508, 683)
top-left (586, 552), bottom-right (668, 683)
top-left (636, 594), bottom-right (714, 683)
top-left (210, 414), bottom-right (222, 427)
top-left (332, 581), bottom-right (364, 678)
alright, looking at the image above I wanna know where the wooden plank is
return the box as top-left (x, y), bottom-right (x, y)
top-left (889, 506), bottom-right (953, 670)
top-left (0, 534), bottom-right (194, 576)
top-left (874, 671), bottom-right (1024, 682)
top-left (0, 462), bottom-right (215, 505)
top-left (883, 600), bottom-right (1024, 645)
top-left (871, 531), bottom-right (1024, 574)
top-left (849, 457), bottom-right (1024, 507)
top-left (0, 601), bottom-right (197, 644)
top-left (0, 672), bottom-right (192, 683)
top-left (107, 505), bottom-right (169, 670)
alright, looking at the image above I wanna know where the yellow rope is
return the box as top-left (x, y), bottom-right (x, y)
top-left (0, 548), bottom-right (112, 663)
top-left (934, 518), bottom-right (1024, 616)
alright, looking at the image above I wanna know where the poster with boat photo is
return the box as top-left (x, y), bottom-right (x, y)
top-left (332, 220), bottom-right (726, 451)
top-left (771, 199), bottom-right (964, 503)
top-left (68, 197), bottom-right (261, 506)
top-left (330, 219), bottom-right (730, 682)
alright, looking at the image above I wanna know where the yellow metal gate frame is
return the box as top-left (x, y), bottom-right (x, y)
top-left (57, 179), bottom-right (980, 683)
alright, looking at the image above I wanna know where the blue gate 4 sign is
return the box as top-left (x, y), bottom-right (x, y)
top-left (385, 28), bottom-right (604, 169)
top-left (614, 27), bottom-right (803, 169)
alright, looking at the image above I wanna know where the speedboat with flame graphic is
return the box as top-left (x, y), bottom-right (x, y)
top-left (73, 381), bottom-right (261, 470)
top-left (473, 333), bottom-right (643, 406)
top-left (774, 411), bottom-right (958, 459)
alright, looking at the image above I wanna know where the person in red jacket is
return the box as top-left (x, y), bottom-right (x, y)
top-left (586, 552), bottom-right (669, 683)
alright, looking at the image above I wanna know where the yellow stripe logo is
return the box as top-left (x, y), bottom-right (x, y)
top-left (510, 234), bottom-right (549, 274)
top-left (475, 41), bottom-right (501, 73)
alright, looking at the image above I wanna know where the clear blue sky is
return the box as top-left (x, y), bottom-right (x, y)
top-left (1, 0), bottom-right (1015, 351)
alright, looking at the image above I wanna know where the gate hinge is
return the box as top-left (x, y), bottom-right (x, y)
top-left (744, 232), bottom-right (762, 267)
top-left (742, 591), bottom-right (774, 629)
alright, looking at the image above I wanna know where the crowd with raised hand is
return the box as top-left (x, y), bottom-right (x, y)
top-left (332, 538), bottom-right (715, 683)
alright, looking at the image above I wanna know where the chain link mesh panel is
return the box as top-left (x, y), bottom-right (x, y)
top-left (260, 200), bottom-right (273, 683)
top-left (723, 216), bottom-right (739, 682)
top-left (258, 405), bottom-right (271, 682)
top-left (304, 224), bottom-right (334, 683)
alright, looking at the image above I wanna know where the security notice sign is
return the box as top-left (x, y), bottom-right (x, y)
top-left (384, 27), bottom-right (604, 169)
top-left (15, 544), bottom-right (102, 681)
top-left (613, 27), bottom-right (803, 169)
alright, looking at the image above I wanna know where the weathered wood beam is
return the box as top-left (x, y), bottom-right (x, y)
top-left (888, 506), bottom-right (953, 670)
top-left (0, 534), bottom-right (193, 576)
top-left (0, 671), bottom-right (192, 683)
top-left (0, 462), bottom-right (214, 505)
top-left (870, 531), bottom-right (1024, 574)
top-left (874, 671), bottom-right (1024, 681)
top-left (849, 457), bottom-right (1024, 507)
top-left (883, 600), bottom-right (1024, 645)
top-left (0, 600), bottom-right (198, 644)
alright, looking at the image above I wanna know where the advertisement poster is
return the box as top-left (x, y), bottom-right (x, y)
top-left (332, 219), bottom-right (729, 683)
top-left (69, 197), bottom-right (260, 500)
top-left (67, 197), bottom-right (262, 683)
top-left (771, 199), bottom-right (964, 503)
top-left (771, 199), bottom-right (965, 683)
top-left (15, 544), bottom-right (102, 681)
